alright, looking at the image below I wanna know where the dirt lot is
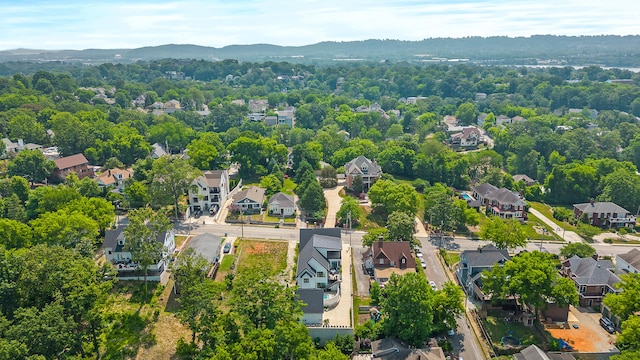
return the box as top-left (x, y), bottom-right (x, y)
top-left (545, 306), bottom-right (617, 352)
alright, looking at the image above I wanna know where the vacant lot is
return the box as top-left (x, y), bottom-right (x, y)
top-left (545, 306), bottom-right (617, 353)
top-left (235, 239), bottom-right (288, 276)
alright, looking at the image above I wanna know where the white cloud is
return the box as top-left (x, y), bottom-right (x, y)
top-left (0, 0), bottom-right (638, 50)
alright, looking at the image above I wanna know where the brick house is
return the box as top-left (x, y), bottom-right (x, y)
top-left (561, 255), bottom-right (620, 307)
top-left (573, 200), bottom-right (636, 229)
top-left (52, 153), bottom-right (93, 182)
top-left (363, 240), bottom-right (416, 286)
top-left (472, 183), bottom-right (527, 220)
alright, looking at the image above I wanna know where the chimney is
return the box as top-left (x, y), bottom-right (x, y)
top-left (592, 254), bottom-right (599, 260)
top-left (590, 198), bottom-right (595, 206)
top-left (378, 236), bottom-right (384, 248)
top-left (478, 246), bottom-right (482, 253)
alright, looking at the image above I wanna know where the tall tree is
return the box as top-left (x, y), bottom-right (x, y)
top-left (7, 149), bottom-right (55, 185)
top-left (386, 211), bottom-right (415, 242)
top-left (381, 273), bottom-right (434, 346)
top-left (603, 273), bottom-right (640, 322)
top-left (336, 196), bottom-right (362, 227)
top-left (479, 216), bottom-right (528, 250)
top-left (368, 179), bottom-right (420, 217)
top-left (124, 207), bottom-right (172, 296)
top-left (482, 251), bottom-right (578, 315)
top-left (559, 242), bottom-right (596, 259)
top-left (149, 155), bottom-right (200, 219)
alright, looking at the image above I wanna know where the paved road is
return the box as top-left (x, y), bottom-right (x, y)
top-left (419, 238), bottom-right (486, 360)
top-left (323, 183), bottom-right (344, 228)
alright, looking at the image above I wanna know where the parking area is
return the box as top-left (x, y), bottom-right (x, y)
top-left (545, 306), bottom-right (618, 353)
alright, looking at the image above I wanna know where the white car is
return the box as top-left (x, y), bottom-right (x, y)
top-left (429, 280), bottom-right (437, 291)
top-left (416, 251), bottom-right (423, 258)
top-left (420, 259), bottom-right (427, 269)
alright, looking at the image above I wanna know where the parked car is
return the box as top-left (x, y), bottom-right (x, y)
top-left (421, 259), bottom-right (427, 269)
top-left (429, 280), bottom-right (438, 291)
top-left (193, 210), bottom-right (202, 218)
top-left (600, 317), bottom-right (615, 333)
top-left (223, 243), bottom-right (231, 254)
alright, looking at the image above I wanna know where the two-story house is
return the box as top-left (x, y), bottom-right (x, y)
top-left (561, 255), bottom-right (620, 307)
top-left (231, 186), bottom-right (266, 215)
top-left (472, 183), bottom-right (527, 220)
top-left (573, 200), bottom-right (636, 229)
top-left (94, 168), bottom-right (134, 191)
top-left (188, 170), bottom-right (230, 214)
top-left (362, 239), bottom-right (416, 286)
top-left (296, 228), bottom-right (342, 325)
top-left (103, 226), bottom-right (176, 282)
top-left (52, 153), bottom-right (94, 182)
top-left (345, 155), bottom-right (382, 191)
top-left (456, 244), bottom-right (511, 301)
top-left (450, 127), bottom-right (482, 148)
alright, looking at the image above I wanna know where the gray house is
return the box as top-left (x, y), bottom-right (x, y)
top-left (456, 244), bottom-right (510, 301)
top-left (617, 248), bottom-right (640, 274)
top-left (296, 228), bottom-right (342, 324)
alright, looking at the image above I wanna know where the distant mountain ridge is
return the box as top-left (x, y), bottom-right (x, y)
top-left (2, 36), bottom-right (640, 67)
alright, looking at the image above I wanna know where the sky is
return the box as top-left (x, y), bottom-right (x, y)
top-left (1, 0), bottom-right (639, 50)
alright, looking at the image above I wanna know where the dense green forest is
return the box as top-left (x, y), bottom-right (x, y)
top-left (1, 59), bottom-right (640, 358)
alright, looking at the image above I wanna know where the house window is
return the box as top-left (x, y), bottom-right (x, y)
top-left (317, 283), bottom-right (326, 289)
top-left (379, 259), bottom-right (384, 264)
top-left (303, 278), bottom-right (309, 284)
top-left (108, 251), bottom-right (112, 255)
top-left (192, 197), bottom-right (198, 203)
top-left (579, 285), bottom-right (586, 294)
top-left (401, 258), bottom-right (406, 264)
top-left (316, 272), bottom-right (324, 277)
top-left (204, 196), bottom-right (209, 201)
top-left (601, 286), bottom-right (608, 295)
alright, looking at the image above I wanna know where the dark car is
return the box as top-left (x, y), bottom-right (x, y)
top-left (193, 210), bottom-right (202, 218)
top-left (223, 243), bottom-right (231, 254)
top-left (600, 317), bottom-right (615, 333)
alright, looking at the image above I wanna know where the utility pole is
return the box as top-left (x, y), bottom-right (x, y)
top-left (240, 207), bottom-right (244, 239)
top-left (348, 211), bottom-right (352, 251)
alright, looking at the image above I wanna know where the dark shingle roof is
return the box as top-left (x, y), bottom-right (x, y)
top-left (461, 244), bottom-right (510, 268)
top-left (296, 289), bottom-right (324, 314)
top-left (565, 256), bottom-right (620, 287)
top-left (484, 188), bottom-right (525, 205)
top-left (514, 345), bottom-right (551, 360)
top-left (297, 228), bottom-right (341, 278)
top-left (573, 201), bottom-right (630, 214)
top-left (473, 183), bottom-right (498, 196)
top-left (618, 248), bottom-right (640, 270)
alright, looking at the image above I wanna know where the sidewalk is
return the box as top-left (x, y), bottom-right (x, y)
top-left (529, 208), bottom-right (583, 243)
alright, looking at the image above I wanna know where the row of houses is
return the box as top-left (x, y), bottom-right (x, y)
top-left (457, 245), bottom-right (640, 317)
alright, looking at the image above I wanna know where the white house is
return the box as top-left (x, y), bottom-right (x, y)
top-left (268, 192), bottom-right (296, 217)
top-left (296, 228), bottom-right (342, 324)
top-left (231, 186), bottom-right (266, 214)
top-left (188, 170), bottom-right (230, 214)
top-left (103, 227), bottom-right (176, 282)
top-left (617, 248), bottom-right (640, 274)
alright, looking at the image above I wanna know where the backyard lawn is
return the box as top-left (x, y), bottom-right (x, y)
top-left (482, 311), bottom-right (546, 349)
top-left (441, 250), bottom-right (460, 267)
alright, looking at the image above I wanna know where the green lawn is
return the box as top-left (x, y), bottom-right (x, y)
top-left (529, 202), bottom-right (577, 232)
top-left (523, 213), bottom-right (562, 242)
top-left (235, 239), bottom-right (288, 276)
top-left (441, 249), bottom-right (460, 267)
top-left (174, 235), bottom-right (188, 249)
top-left (482, 311), bottom-right (546, 348)
top-left (263, 213), bottom-right (296, 223)
top-left (281, 178), bottom-right (296, 195)
top-left (219, 254), bottom-right (235, 271)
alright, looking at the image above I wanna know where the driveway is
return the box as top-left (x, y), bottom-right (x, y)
top-left (352, 243), bottom-right (371, 296)
top-left (545, 306), bottom-right (618, 353)
top-left (323, 184), bottom-right (344, 228)
top-left (528, 208), bottom-right (583, 243)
